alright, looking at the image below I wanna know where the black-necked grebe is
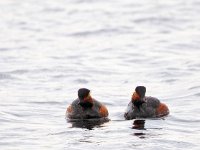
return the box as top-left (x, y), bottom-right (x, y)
top-left (66, 88), bottom-right (109, 119)
top-left (124, 86), bottom-right (169, 120)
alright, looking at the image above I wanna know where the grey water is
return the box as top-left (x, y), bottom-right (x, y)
top-left (0, 0), bottom-right (200, 149)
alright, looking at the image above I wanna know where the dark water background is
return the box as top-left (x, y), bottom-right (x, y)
top-left (0, 0), bottom-right (200, 149)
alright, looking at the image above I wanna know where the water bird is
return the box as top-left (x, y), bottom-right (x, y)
top-left (124, 86), bottom-right (169, 120)
top-left (66, 88), bottom-right (109, 120)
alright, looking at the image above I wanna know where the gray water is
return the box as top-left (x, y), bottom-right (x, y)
top-left (0, 0), bottom-right (200, 149)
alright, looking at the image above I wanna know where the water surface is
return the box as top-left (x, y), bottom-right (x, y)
top-left (0, 0), bottom-right (200, 149)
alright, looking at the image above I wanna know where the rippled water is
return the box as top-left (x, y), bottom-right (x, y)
top-left (0, 0), bottom-right (200, 149)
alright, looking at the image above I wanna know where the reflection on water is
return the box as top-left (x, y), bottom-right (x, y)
top-left (132, 119), bottom-right (146, 139)
top-left (132, 119), bottom-right (164, 139)
top-left (67, 118), bottom-right (110, 130)
top-left (132, 119), bottom-right (146, 130)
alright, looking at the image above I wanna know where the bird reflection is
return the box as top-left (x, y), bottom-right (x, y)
top-left (68, 118), bottom-right (109, 130)
top-left (132, 119), bottom-right (146, 138)
top-left (132, 119), bottom-right (146, 130)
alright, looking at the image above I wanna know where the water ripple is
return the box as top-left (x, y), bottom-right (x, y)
top-left (0, 0), bottom-right (200, 149)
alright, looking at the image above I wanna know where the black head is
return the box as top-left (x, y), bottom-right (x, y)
top-left (78, 88), bottom-right (93, 109)
top-left (135, 86), bottom-right (146, 99)
top-left (78, 88), bottom-right (90, 100)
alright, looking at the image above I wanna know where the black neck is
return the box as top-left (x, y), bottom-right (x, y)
top-left (79, 101), bottom-right (93, 109)
top-left (133, 100), bottom-right (145, 110)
